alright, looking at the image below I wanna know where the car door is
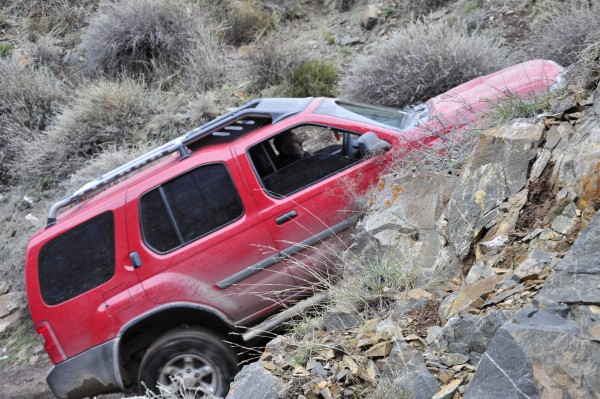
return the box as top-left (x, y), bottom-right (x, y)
top-left (236, 121), bottom-right (390, 290)
top-left (125, 148), bottom-right (295, 324)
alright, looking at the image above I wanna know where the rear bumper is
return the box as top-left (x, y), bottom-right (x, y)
top-left (47, 339), bottom-right (123, 399)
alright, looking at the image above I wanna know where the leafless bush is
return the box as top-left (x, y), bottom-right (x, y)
top-left (245, 37), bottom-right (305, 92)
top-left (0, 59), bottom-right (67, 185)
top-left (340, 20), bottom-right (517, 108)
top-left (12, 79), bottom-right (168, 188)
top-left (80, 0), bottom-right (221, 88)
top-left (531, 0), bottom-right (600, 66)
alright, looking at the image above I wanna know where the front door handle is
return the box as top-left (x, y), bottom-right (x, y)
top-left (275, 210), bottom-right (297, 225)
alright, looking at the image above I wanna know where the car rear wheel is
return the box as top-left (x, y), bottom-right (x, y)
top-left (138, 328), bottom-right (238, 398)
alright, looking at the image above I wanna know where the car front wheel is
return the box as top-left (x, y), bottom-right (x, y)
top-left (138, 328), bottom-right (238, 398)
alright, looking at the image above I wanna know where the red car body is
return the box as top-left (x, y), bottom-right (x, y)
top-left (24, 60), bottom-right (563, 399)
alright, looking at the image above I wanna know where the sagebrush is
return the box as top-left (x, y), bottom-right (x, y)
top-left (12, 79), bottom-right (168, 188)
top-left (80, 0), bottom-right (221, 88)
top-left (341, 20), bottom-right (519, 107)
top-left (0, 59), bottom-right (67, 185)
top-left (531, 0), bottom-right (600, 66)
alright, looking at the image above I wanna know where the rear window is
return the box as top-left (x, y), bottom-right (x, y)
top-left (38, 212), bottom-right (115, 306)
top-left (140, 163), bottom-right (244, 253)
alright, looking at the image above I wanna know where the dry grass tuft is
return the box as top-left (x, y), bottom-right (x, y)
top-left (11, 79), bottom-right (168, 188)
top-left (205, 0), bottom-right (275, 45)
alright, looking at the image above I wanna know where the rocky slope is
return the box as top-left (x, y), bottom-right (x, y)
top-left (224, 89), bottom-right (600, 398)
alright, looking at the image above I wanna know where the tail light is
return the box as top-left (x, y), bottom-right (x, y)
top-left (35, 321), bottom-right (66, 364)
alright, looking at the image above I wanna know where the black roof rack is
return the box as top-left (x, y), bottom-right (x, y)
top-left (46, 97), bottom-right (313, 227)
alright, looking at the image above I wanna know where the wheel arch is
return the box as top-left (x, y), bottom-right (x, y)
top-left (116, 303), bottom-right (238, 391)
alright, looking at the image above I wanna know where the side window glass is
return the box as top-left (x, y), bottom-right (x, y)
top-left (249, 125), bottom-right (378, 197)
top-left (140, 163), bottom-right (244, 253)
top-left (39, 212), bottom-right (115, 305)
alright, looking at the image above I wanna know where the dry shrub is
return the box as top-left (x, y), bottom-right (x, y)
top-left (561, 35), bottom-right (600, 92)
top-left (80, 0), bottom-right (221, 88)
top-left (340, 21), bottom-right (517, 108)
top-left (205, 0), bottom-right (274, 45)
top-left (60, 143), bottom-right (156, 195)
top-left (20, 0), bottom-right (91, 37)
top-left (0, 59), bottom-right (67, 185)
top-left (245, 37), bottom-right (305, 92)
top-left (12, 79), bottom-right (168, 187)
top-left (531, 0), bottom-right (600, 66)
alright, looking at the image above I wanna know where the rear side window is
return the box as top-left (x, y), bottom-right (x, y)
top-left (38, 212), bottom-right (115, 306)
top-left (140, 163), bottom-right (244, 253)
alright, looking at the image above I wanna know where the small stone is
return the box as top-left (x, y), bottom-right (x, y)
top-left (364, 341), bottom-right (393, 357)
top-left (442, 353), bottom-right (469, 367)
top-left (260, 361), bottom-right (276, 371)
top-left (339, 36), bottom-right (362, 46)
top-left (432, 379), bottom-right (462, 399)
top-left (361, 5), bottom-right (381, 30)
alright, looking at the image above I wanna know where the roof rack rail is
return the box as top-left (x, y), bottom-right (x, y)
top-left (46, 97), bottom-right (313, 227)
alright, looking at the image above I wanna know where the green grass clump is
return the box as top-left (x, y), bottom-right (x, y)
top-left (483, 91), bottom-right (550, 126)
top-left (0, 42), bottom-right (13, 57)
top-left (287, 60), bottom-right (338, 97)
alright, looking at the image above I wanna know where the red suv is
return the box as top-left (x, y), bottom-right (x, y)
top-left (25, 60), bottom-right (563, 399)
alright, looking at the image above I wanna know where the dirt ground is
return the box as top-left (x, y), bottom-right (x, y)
top-left (0, 356), bottom-right (124, 399)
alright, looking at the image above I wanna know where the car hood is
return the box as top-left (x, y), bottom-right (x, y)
top-left (425, 59), bottom-right (564, 122)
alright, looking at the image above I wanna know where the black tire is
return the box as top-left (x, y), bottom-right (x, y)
top-left (138, 328), bottom-right (238, 397)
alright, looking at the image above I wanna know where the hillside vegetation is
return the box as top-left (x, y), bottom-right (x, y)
top-left (1, 0), bottom-right (600, 398)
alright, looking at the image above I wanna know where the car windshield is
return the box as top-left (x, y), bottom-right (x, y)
top-left (314, 99), bottom-right (418, 131)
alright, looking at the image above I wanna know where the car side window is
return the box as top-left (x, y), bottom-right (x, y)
top-left (249, 125), bottom-right (377, 197)
top-left (140, 163), bottom-right (244, 253)
top-left (38, 212), bottom-right (116, 305)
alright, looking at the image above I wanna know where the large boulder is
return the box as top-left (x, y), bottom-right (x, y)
top-left (352, 172), bottom-right (460, 282)
top-left (464, 307), bottom-right (600, 399)
top-left (442, 122), bottom-right (543, 260)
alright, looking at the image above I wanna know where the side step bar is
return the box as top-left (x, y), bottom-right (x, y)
top-left (242, 292), bottom-right (329, 342)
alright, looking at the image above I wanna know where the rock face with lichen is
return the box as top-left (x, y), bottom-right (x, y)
top-left (226, 90), bottom-right (600, 399)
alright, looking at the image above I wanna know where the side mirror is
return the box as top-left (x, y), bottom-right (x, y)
top-left (357, 132), bottom-right (391, 157)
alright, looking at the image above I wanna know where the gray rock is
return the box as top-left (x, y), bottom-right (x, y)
top-left (225, 362), bottom-right (285, 399)
top-left (465, 307), bottom-right (600, 398)
top-left (443, 131), bottom-right (538, 259)
top-left (384, 344), bottom-right (440, 399)
top-left (361, 5), bottom-right (381, 30)
top-left (339, 36), bottom-right (361, 46)
top-left (441, 353), bottom-right (469, 366)
top-left (465, 262), bottom-right (496, 284)
top-left (539, 210), bottom-right (600, 304)
top-left (323, 308), bottom-right (362, 331)
top-left (550, 202), bottom-right (577, 235)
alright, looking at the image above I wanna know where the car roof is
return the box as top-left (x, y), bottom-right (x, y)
top-left (44, 97), bottom-right (318, 228)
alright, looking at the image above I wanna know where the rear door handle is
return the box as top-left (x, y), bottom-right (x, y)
top-left (275, 210), bottom-right (297, 225)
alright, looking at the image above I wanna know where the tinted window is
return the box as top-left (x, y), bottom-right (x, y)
top-left (140, 163), bottom-right (244, 253)
top-left (39, 212), bottom-right (115, 305)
